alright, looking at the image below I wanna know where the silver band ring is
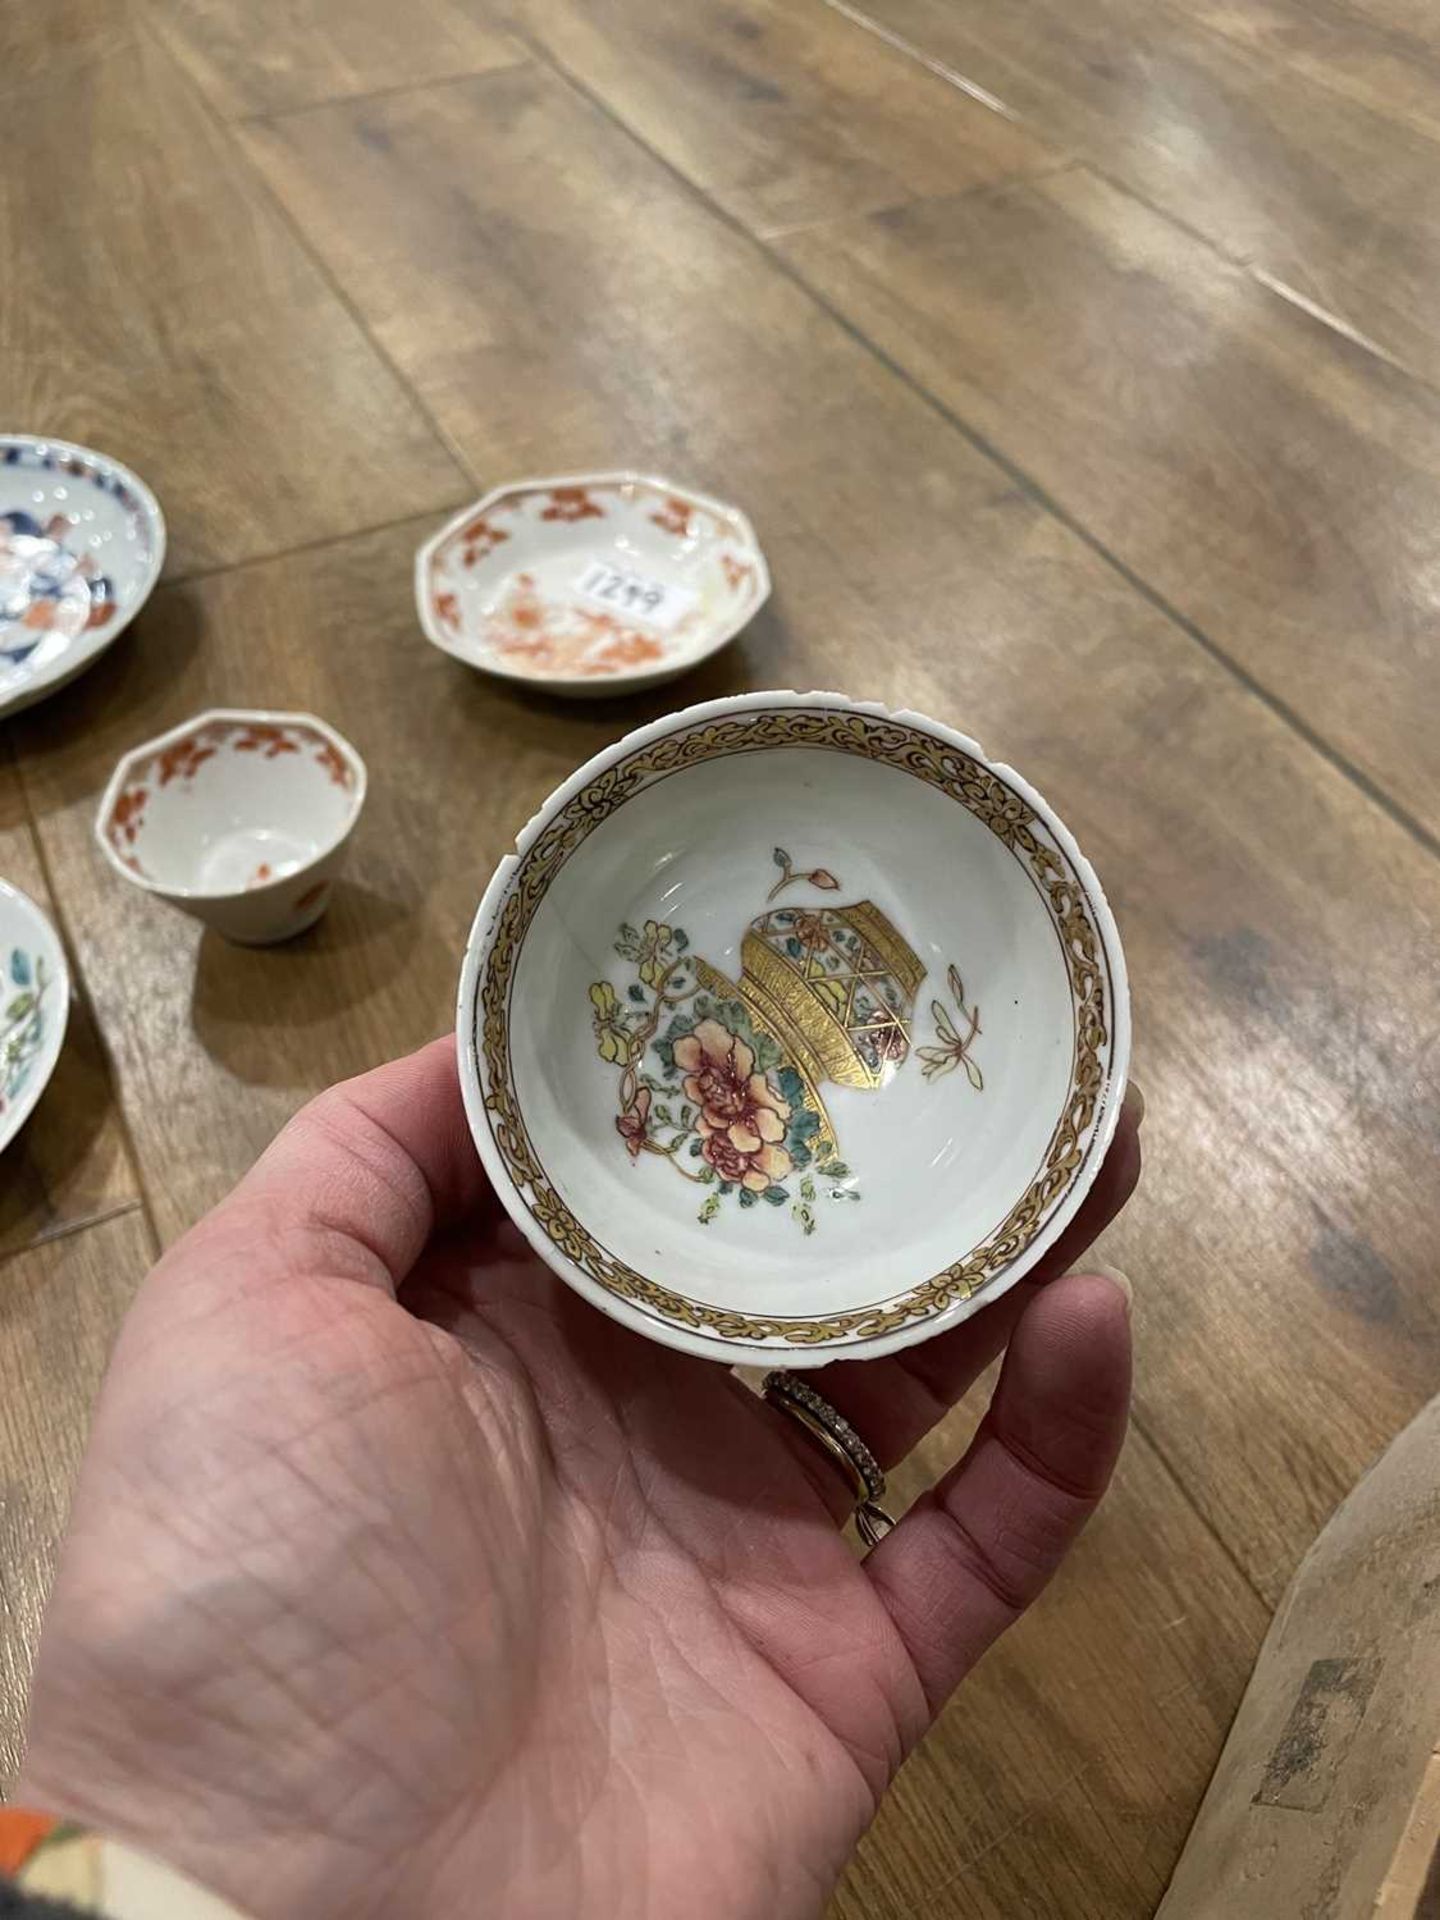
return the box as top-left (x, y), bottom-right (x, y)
top-left (762, 1371), bottom-right (896, 1548)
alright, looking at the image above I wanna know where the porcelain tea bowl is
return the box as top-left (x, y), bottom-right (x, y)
top-left (1, 434), bottom-right (165, 719)
top-left (457, 691), bottom-right (1130, 1368)
top-left (416, 472), bottom-right (770, 697)
top-left (96, 709), bottom-right (366, 946)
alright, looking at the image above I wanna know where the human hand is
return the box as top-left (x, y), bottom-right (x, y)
top-left (19, 1039), bottom-right (1140, 1920)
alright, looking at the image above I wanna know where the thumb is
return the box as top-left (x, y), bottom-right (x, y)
top-left (864, 1268), bottom-right (1132, 1713)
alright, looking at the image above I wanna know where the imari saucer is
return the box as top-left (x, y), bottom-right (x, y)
top-left (0, 435), bottom-right (164, 718)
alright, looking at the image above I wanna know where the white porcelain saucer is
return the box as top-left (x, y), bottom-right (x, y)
top-left (416, 472), bottom-right (769, 697)
top-left (0, 435), bottom-right (165, 718)
top-left (0, 880), bottom-right (69, 1153)
top-left (457, 691), bottom-right (1130, 1368)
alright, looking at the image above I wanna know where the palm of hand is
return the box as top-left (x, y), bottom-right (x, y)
top-left (20, 1043), bottom-right (1137, 1920)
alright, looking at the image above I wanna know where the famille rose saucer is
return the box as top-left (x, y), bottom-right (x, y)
top-left (96, 709), bottom-right (367, 946)
top-left (416, 473), bottom-right (770, 697)
top-left (0, 880), bottom-right (69, 1154)
top-left (0, 435), bottom-right (165, 719)
top-left (456, 691), bottom-right (1131, 1368)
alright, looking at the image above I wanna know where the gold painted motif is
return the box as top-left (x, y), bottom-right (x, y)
top-left (919, 964), bottom-right (985, 1089)
top-left (588, 877), bottom-right (923, 1235)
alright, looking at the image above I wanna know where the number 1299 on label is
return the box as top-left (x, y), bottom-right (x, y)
top-left (574, 561), bottom-right (697, 632)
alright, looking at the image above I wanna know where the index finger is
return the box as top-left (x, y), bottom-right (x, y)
top-left (164, 1036), bottom-right (494, 1299)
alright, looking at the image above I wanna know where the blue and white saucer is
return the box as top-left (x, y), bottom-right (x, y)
top-left (1, 435), bottom-right (165, 718)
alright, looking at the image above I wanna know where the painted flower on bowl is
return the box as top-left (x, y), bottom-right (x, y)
top-left (865, 1020), bottom-right (911, 1064)
top-left (587, 888), bottom-right (855, 1233)
top-left (589, 980), bottom-right (633, 1065)
top-left (790, 910), bottom-right (832, 952)
top-left (616, 1084), bottom-right (651, 1159)
top-left (2, 945), bottom-right (51, 1115)
top-left (632, 918), bottom-right (674, 991)
top-left (675, 1017), bottom-right (794, 1193)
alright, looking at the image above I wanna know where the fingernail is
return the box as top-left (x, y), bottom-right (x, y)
top-left (1090, 1264), bottom-right (1133, 1318)
top-left (1123, 1081), bottom-right (1146, 1129)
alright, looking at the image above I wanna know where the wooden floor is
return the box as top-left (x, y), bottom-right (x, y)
top-left (3, 0), bottom-right (1438, 1911)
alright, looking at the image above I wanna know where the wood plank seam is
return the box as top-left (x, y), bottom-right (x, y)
top-left (230, 60), bottom-right (538, 129)
top-left (1247, 265), bottom-right (1414, 374)
top-left (824, 0), bottom-right (1440, 393)
top-left (0, 1199), bottom-right (147, 1271)
top-left (137, 17), bottom-right (486, 497)
top-left (918, 1758), bottom-right (1093, 1908)
top-left (160, 497), bottom-right (473, 591)
top-left (1083, 162), bottom-right (1423, 383)
top-left (1136, 1403), bottom-right (1268, 1613)
top-left (506, 29), bottom-right (1440, 870)
top-left (143, 0), bottom-right (526, 120)
top-left (821, 0), bottom-right (1022, 120)
top-left (756, 158), bottom-right (1078, 244)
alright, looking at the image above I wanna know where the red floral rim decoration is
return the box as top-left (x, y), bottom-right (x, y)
top-left (105, 719), bottom-right (357, 860)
